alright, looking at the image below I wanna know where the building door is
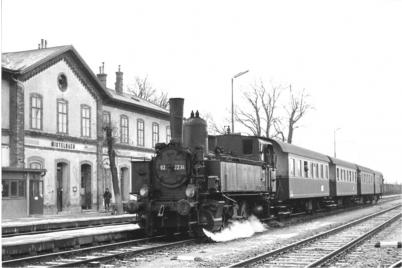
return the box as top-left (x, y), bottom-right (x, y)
top-left (120, 167), bottom-right (129, 201)
top-left (56, 162), bottom-right (68, 212)
top-left (29, 177), bottom-right (44, 214)
top-left (81, 164), bottom-right (92, 209)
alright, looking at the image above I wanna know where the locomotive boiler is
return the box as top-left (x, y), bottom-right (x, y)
top-left (128, 98), bottom-right (276, 235)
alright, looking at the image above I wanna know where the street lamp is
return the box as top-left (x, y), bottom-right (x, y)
top-left (334, 128), bottom-right (341, 158)
top-left (231, 70), bottom-right (249, 133)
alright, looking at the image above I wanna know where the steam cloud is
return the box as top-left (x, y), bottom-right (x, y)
top-left (203, 215), bottom-right (267, 242)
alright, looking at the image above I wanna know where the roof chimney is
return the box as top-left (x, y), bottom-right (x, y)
top-left (169, 98), bottom-right (184, 144)
top-left (96, 62), bottom-right (107, 87)
top-left (115, 65), bottom-right (123, 94)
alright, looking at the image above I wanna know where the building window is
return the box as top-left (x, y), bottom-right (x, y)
top-left (137, 119), bottom-right (144, 147)
top-left (120, 115), bottom-right (129, 143)
top-left (30, 94), bottom-right (43, 130)
top-left (57, 99), bottom-right (68, 134)
top-left (166, 126), bottom-right (171, 143)
top-left (81, 105), bottom-right (91, 137)
top-left (103, 111), bottom-right (111, 127)
top-left (2, 180), bottom-right (25, 198)
top-left (152, 123), bottom-right (159, 148)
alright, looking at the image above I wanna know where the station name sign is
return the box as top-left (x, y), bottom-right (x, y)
top-left (50, 141), bottom-right (76, 150)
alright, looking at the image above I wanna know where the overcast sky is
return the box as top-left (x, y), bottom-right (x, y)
top-left (2, 0), bottom-right (402, 183)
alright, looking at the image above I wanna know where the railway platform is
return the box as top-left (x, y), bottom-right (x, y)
top-left (2, 210), bottom-right (137, 236)
top-left (2, 211), bottom-right (140, 258)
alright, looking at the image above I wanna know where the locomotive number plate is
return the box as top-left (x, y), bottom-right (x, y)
top-left (159, 164), bottom-right (185, 171)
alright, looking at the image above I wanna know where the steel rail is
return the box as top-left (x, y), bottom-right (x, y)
top-left (226, 204), bottom-right (401, 267)
top-left (307, 212), bottom-right (402, 267)
top-left (50, 238), bottom-right (197, 267)
top-left (2, 234), bottom-right (162, 266)
top-left (389, 259), bottom-right (402, 268)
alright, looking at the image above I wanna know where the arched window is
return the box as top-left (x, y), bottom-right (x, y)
top-left (81, 104), bottom-right (91, 137)
top-left (152, 123), bottom-right (159, 148)
top-left (120, 115), bottom-right (129, 143)
top-left (30, 93), bottom-right (43, 130)
top-left (137, 119), bottom-right (144, 146)
top-left (28, 156), bottom-right (45, 169)
top-left (57, 99), bottom-right (68, 134)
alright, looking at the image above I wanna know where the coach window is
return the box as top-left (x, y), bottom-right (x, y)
top-left (299, 160), bottom-right (303, 177)
top-left (57, 99), bottom-right (68, 134)
top-left (289, 158), bottom-right (295, 176)
top-left (310, 163), bottom-right (314, 178)
top-left (295, 159), bottom-right (300, 176)
top-left (304, 161), bottom-right (309, 178)
top-left (336, 168), bottom-right (339, 181)
top-left (120, 115), bottom-right (129, 143)
top-left (30, 93), bottom-right (43, 130)
top-left (315, 163), bottom-right (318, 178)
top-left (320, 164), bottom-right (323, 179)
top-left (81, 105), bottom-right (91, 138)
top-left (152, 123), bottom-right (159, 148)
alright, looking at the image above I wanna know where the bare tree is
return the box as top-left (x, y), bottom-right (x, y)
top-left (258, 81), bottom-right (282, 138)
top-left (234, 81), bottom-right (312, 143)
top-left (285, 85), bottom-right (312, 144)
top-left (235, 86), bottom-right (262, 136)
top-left (128, 76), bottom-right (169, 109)
top-left (104, 124), bottom-right (124, 215)
top-left (235, 81), bottom-right (282, 138)
top-left (203, 112), bottom-right (230, 135)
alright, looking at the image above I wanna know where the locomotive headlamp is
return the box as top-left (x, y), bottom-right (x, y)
top-left (139, 184), bottom-right (149, 197)
top-left (185, 184), bottom-right (196, 198)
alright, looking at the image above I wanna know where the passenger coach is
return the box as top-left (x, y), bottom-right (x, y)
top-left (328, 157), bottom-right (358, 205)
top-left (269, 139), bottom-right (330, 212)
top-left (357, 165), bottom-right (375, 202)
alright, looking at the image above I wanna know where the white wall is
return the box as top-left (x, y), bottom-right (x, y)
top-left (23, 59), bottom-right (97, 138)
top-left (103, 104), bottom-right (169, 149)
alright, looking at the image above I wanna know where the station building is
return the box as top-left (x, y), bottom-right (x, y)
top-left (2, 44), bottom-right (170, 218)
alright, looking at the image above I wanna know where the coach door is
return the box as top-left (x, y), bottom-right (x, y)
top-left (29, 174), bottom-right (44, 215)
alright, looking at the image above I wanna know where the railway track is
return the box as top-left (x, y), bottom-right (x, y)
top-left (227, 204), bottom-right (402, 267)
top-left (3, 234), bottom-right (196, 267)
top-left (2, 221), bottom-right (137, 238)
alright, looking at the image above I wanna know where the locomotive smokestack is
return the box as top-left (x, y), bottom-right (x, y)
top-left (169, 98), bottom-right (184, 144)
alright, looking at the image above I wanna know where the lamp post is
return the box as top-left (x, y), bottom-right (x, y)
top-left (334, 128), bottom-right (341, 158)
top-left (231, 70), bottom-right (249, 133)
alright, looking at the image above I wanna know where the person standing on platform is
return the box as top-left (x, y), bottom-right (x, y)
top-left (103, 188), bottom-right (112, 211)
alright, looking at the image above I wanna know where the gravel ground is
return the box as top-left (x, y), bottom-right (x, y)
top-left (108, 198), bottom-right (401, 268)
top-left (328, 217), bottom-right (402, 267)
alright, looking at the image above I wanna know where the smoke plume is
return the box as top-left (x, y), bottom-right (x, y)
top-left (203, 215), bottom-right (267, 242)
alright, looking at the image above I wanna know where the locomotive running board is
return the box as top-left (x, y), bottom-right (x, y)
top-left (157, 205), bottom-right (165, 217)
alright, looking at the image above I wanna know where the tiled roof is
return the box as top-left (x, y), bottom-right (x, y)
top-left (2, 45), bottom-right (169, 117)
top-left (106, 88), bottom-right (168, 114)
top-left (2, 46), bottom-right (71, 72)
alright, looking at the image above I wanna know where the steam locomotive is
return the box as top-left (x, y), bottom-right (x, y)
top-left (128, 98), bottom-right (384, 236)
